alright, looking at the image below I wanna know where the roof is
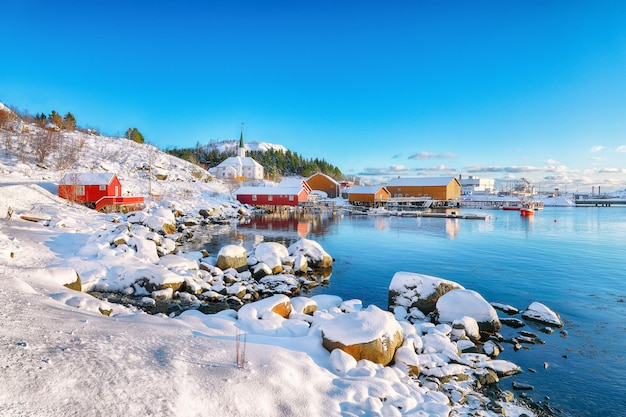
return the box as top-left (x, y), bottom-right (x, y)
top-left (235, 185), bottom-right (307, 196)
top-left (307, 172), bottom-right (339, 185)
top-left (236, 179), bottom-right (311, 196)
top-left (216, 156), bottom-right (262, 169)
top-left (59, 172), bottom-right (116, 186)
top-left (345, 185), bottom-right (389, 194)
top-left (386, 176), bottom-right (458, 187)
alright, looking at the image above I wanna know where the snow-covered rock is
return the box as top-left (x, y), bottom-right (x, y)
top-left (436, 289), bottom-right (501, 334)
top-left (288, 238), bottom-right (333, 269)
top-left (320, 305), bottom-right (404, 366)
top-left (254, 242), bottom-right (288, 274)
top-left (522, 301), bottom-right (563, 327)
top-left (388, 271), bottom-right (464, 315)
top-left (217, 244), bottom-right (248, 271)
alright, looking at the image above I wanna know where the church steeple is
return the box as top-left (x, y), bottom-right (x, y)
top-left (238, 123), bottom-right (246, 158)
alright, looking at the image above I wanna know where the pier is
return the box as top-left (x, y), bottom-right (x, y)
top-left (574, 198), bottom-right (626, 207)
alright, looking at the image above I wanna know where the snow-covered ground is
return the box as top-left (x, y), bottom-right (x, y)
top-left (0, 121), bottom-right (540, 416)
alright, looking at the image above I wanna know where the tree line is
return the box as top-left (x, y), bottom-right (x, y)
top-left (166, 142), bottom-right (343, 180)
top-left (0, 104), bottom-right (145, 143)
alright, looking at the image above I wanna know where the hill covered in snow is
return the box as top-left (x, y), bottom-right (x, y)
top-left (0, 102), bottom-right (539, 417)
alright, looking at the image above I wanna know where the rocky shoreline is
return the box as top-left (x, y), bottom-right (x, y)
top-left (78, 205), bottom-right (565, 416)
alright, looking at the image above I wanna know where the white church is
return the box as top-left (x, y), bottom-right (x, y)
top-left (210, 131), bottom-right (264, 181)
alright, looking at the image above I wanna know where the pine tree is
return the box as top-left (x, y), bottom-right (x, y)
top-left (126, 127), bottom-right (145, 143)
top-left (63, 112), bottom-right (77, 131)
top-left (48, 110), bottom-right (63, 129)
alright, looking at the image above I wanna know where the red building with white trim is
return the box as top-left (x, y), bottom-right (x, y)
top-left (235, 179), bottom-right (311, 207)
top-left (58, 173), bottom-right (144, 212)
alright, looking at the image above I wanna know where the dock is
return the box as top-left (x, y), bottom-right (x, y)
top-left (575, 198), bottom-right (626, 207)
top-left (343, 207), bottom-right (491, 220)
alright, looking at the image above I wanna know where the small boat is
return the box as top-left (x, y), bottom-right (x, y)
top-left (520, 202), bottom-right (535, 216)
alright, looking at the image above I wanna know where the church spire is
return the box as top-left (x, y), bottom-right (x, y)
top-left (238, 122), bottom-right (246, 158)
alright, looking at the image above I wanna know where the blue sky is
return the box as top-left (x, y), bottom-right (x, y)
top-left (1, 1), bottom-right (625, 192)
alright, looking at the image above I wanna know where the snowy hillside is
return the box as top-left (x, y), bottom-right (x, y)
top-left (0, 108), bottom-right (538, 417)
top-left (0, 119), bottom-right (232, 216)
top-left (207, 139), bottom-right (288, 154)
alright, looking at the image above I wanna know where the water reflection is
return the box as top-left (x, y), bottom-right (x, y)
top-left (184, 210), bottom-right (339, 254)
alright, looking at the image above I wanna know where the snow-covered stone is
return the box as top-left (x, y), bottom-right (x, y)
top-left (436, 289), bottom-right (501, 334)
top-left (522, 301), bottom-right (563, 327)
top-left (320, 305), bottom-right (404, 366)
top-left (388, 272), bottom-right (464, 315)
top-left (217, 244), bottom-right (248, 271)
top-left (254, 242), bottom-right (288, 274)
top-left (288, 238), bottom-right (333, 269)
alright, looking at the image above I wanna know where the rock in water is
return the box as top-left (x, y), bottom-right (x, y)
top-left (436, 289), bottom-right (501, 334)
top-left (522, 302), bottom-right (563, 327)
top-left (388, 272), bottom-right (464, 316)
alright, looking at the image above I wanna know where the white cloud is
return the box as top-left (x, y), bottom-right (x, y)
top-left (616, 145), bottom-right (626, 153)
top-left (408, 151), bottom-right (456, 160)
top-left (591, 145), bottom-right (605, 153)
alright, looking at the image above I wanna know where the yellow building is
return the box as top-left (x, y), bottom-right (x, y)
top-left (345, 185), bottom-right (391, 206)
top-left (307, 173), bottom-right (340, 198)
top-left (386, 177), bottom-right (461, 200)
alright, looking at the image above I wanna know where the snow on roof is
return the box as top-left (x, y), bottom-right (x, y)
top-left (345, 185), bottom-right (388, 194)
top-left (387, 176), bottom-right (457, 187)
top-left (236, 179), bottom-right (310, 196)
top-left (59, 172), bottom-right (116, 185)
top-left (307, 172), bottom-right (339, 185)
top-left (217, 156), bottom-right (263, 169)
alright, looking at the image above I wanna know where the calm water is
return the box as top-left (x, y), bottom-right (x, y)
top-left (186, 207), bottom-right (626, 417)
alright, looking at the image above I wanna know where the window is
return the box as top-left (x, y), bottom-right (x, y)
top-left (99, 185), bottom-right (106, 191)
top-left (76, 185), bottom-right (85, 196)
top-left (289, 195), bottom-right (295, 201)
top-left (252, 195), bottom-right (257, 201)
top-left (268, 195), bottom-right (273, 201)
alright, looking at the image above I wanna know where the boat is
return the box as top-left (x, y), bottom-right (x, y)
top-left (520, 208), bottom-right (534, 216)
top-left (520, 202), bottom-right (535, 216)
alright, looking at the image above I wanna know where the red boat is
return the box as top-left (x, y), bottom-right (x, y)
top-left (520, 208), bottom-right (534, 216)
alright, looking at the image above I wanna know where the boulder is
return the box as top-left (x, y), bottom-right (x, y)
top-left (238, 294), bottom-right (293, 320)
top-left (388, 272), bottom-right (464, 316)
top-left (321, 305), bottom-right (403, 366)
top-left (436, 289), bottom-right (501, 334)
top-left (522, 302), bottom-right (563, 327)
top-left (143, 207), bottom-right (177, 235)
top-left (254, 242), bottom-right (287, 274)
top-left (217, 245), bottom-right (248, 271)
top-left (290, 296), bottom-right (317, 315)
top-left (288, 238), bottom-right (333, 269)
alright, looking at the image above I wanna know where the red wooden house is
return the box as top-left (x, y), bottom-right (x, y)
top-left (58, 173), bottom-right (144, 212)
top-left (235, 178), bottom-right (312, 207)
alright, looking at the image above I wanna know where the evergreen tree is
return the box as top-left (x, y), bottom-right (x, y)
top-left (34, 113), bottom-right (47, 128)
top-left (63, 112), bottom-right (77, 131)
top-left (48, 110), bottom-right (63, 129)
top-left (126, 127), bottom-right (145, 143)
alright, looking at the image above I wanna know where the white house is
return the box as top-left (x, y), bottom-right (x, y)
top-left (459, 175), bottom-right (495, 196)
top-left (211, 132), bottom-right (264, 181)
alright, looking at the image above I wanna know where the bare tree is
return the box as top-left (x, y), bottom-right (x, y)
top-left (31, 130), bottom-right (59, 165)
top-left (55, 134), bottom-right (85, 169)
top-left (16, 132), bottom-right (29, 163)
top-left (0, 108), bottom-right (11, 130)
